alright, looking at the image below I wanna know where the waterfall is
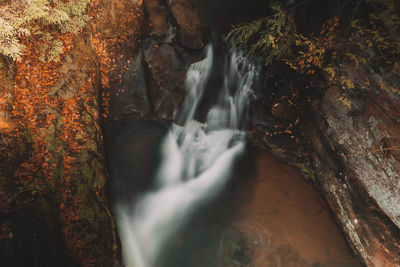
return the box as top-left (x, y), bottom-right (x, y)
top-left (115, 45), bottom-right (257, 267)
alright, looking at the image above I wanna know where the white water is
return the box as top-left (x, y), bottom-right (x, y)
top-left (115, 45), bottom-right (257, 267)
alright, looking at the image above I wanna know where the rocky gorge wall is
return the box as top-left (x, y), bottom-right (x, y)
top-left (245, 1), bottom-right (400, 265)
top-left (250, 52), bottom-right (400, 266)
top-left (0, 8), bottom-right (120, 267)
top-left (104, 0), bottom-right (207, 125)
top-left (109, 1), bottom-right (400, 266)
top-left (0, 0), bottom-right (207, 266)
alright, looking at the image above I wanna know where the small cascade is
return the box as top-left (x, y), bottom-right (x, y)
top-left (114, 45), bottom-right (257, 267)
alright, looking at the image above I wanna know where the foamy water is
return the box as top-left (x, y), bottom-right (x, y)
top-left (114, 45), bottom-right (257, 267)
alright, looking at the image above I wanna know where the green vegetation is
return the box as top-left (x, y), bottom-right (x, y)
top-left (227, 2), bottom-right (295, 67)
top-left (228, 0), bottom-right (400, 105)
top-left (351, 0), bottom-right (400, 55)
top-left (0, 0), bottom-right (90, 61)
top-left (228, 0), bottom-right (400, 71)
top-left (230, 0), bottom-right (400, 182)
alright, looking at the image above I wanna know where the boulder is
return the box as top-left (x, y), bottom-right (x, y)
top-left (143, 0), bottom-right (172, 39)
top-left (144, 41), bottom-right (187, 119)
top-left (313, 82), bottom-right (400, 266)
top-left (169, 0), bottom-right (206, 49)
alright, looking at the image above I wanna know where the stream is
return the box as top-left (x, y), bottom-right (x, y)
top-left (109, 45), bottom-right (361, 267)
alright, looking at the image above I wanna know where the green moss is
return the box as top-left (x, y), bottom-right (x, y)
top-left (69, 166), bottom-right (80, 181)
top-left (42, 125), bottom-right (57, 150)
top-left (82, 112), bottom-right (93, 123)
top-left (228, 2), bottom-right (295, 67)
top-left (297, 161), bottom-right (317, 183)
top-left (75, 133), bottom-right (83, 140)
top-left (76, 182), bottom-right (86, 196)
top-left (78, 150), bottom-right (90, 163)
top-left (264, 140), bottom-right (290, 160)
top-left (22, 129), bottom-right (34, 143)
top-left (78, 206), bottom-right (96, 224)
top-left (87, 140), bottom-right (98, 153)
top-left (81, 162), bottom-right (92, 181)
top-left (264, 138), bottom-right (318, 183)
top-left (55, 118), bottom-right (63, 133)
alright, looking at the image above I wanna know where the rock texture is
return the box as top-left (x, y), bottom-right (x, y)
top-left (143, 41), bottom-right (186, 119)
top-left (0, 0), bottom-right (144, 265)
top-left (251, 51), bottom-right (400, 266)
top-left (104, 0), bottom-right (206, 125)
top-left (0, 30), bottom-right (120, 267)
top-left (312, 74), bottom-right (400, 266)
top-left (241, 1), bottom-right (400, 264)
top-left (169, 0), bottom-right (206, 49)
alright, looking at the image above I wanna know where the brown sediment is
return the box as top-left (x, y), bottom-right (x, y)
top-left (227, 152), bottom-right (362, 266)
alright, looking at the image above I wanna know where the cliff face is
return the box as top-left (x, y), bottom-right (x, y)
top-left (314, 79), bottom-right (400, 266)
top-left (290, 60), bottom-right (400, 266)
top-left (0, 22), bottom-right (119, 267)
top-left (0, 0), bottom-right (206, 265)
top-left (245, 1), bottom-right (400, 265)
top-left (307, 53), bottom-right (400, 264)
top-left (103, 0), bottom-right (207, 126)
top-left (0, 0), bottom-right (134, 265)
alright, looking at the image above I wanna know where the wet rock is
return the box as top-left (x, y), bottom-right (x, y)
top-left (271, 99), bottom-right (296, 120)
top-left (106, 0), bottom-right (207, 122)
top-left (107, 121), bottom-right (168, 206)
top-left (96, 0), bottom-right (145, 38)
top-left (110, 51), bottom-right (151, 119)
top-left (169, 0), bottom-right (206, 49)
top-left (251, 98), bottom-right (275, 129)
top-left (0, 134), bottom-right (28, 170)
top-left (144, 41), bottom-right (187, 120)
top-left (315, 82), bottom-right (400, 266)
top-left (251, 55), bottom-right (400, 266)
top-left (143, 0), bottom-right (173, 39)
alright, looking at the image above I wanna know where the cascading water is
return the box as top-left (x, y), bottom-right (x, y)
top-left (114, 45), bottom-right (257, 267)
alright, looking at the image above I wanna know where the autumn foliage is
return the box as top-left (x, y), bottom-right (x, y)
top-left (284, 17), bottom-right (339, 75)
top-left (0, 0), bottom-right (144, 265)
top-left (9, 28), bottom-right (104, 264)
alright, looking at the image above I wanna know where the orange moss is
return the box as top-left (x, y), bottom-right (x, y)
top-left (12, 33), bottom-right (74, 188)
top-left (57, 76), bottom-right (99, 265)
top-left (8, 18), bottom-right (100, 266)
top-left (89, 0), bottom-right (143, 119)
top-left (1, 0), bottom-right (144, 265)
